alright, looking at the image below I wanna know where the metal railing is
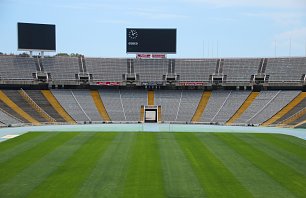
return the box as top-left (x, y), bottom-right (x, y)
top-left (19, 89), bottom-right (56, 123)
top-left (278, 108), bottom-right (306, 126)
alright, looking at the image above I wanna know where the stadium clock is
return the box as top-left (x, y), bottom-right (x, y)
top-left (128, 29), bottom-right (138, 39)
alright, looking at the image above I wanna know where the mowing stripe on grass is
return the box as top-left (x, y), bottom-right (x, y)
top-left (242, 134), bottom-right (306, 176)
top-left (0, 132), bottom-right (94, 198)
top-left (175, 133), bottom-right (253, 198)
top-left (0, 132), bottom-right (76, 185)
top-left (157, 133), bottom-right (206, 198)
top-left (253, 133), bottom-right (306, 161)
top-left (0, 132), bottom-right (43, 152)
top-left (216, 133), bottom-right (306, 198)
top-left (196, 133), bottom-right (296, 198)
top-left (76, 132), bottom-right (135, 198)
top-left (0, 133), bottom-right (55, 164)
top-left (274, 134), bottom-right (306, 149)
top-left (27, 133), bottom-right (117, 198)
top-left (123, 133), bottom-right (165, 198)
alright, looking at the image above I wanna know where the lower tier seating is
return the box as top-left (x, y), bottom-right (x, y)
top-left (0, 89), bottom-right (304, 127)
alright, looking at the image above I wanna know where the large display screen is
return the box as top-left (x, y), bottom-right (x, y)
top-left (18, 22), bottom-right (56, 51)
top-left (126, 28), bottom-right (176, 54)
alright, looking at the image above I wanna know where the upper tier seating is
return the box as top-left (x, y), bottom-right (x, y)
top-left (265, 57), bottom-right (306, 82)
top-left (86, 58), bottom-right (127, 81)
top-left (134, 59), bottom-right (168, 82)
top-left (223, 58), bottom-right (260, 82)
top-left (175, 59), bottom-right (217, 81)
top-left (0, 56), bottom-right (36, 80)
top-left (42, 57), bottom-right (80, 80)
top-left (1, 55), bottom-right (305, 83)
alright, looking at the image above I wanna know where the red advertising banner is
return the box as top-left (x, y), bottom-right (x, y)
top-left (152, 54), bottom-right (166, 59)
top-left (136, 54), bottom-right (166, 59)
top-left (136, 54), bottom-right (151, 59)
top-left (96, 82), bottom-right (120, 86)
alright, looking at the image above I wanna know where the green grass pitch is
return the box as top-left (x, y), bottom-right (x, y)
top-left (0, 132), bottom-right (306, 198)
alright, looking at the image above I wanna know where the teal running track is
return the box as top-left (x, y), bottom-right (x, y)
top-left (1, 124), bottom-right (306, 142)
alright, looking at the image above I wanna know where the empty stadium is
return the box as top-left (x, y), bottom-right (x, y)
top-left (1, 53), bottom-right (306, 197)
top-left (0, 55), bottom-right (306, 127)
top-left (1, 1), bottom-right (306, 197)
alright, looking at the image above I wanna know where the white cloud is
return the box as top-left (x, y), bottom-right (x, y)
top-left (208, 17), bottom-right (236, 23)
top-left (275, 27), bottom-right (306, 40)
top-left (96, 19), bottom-right (130, 25)
top-left (54, 2), bottom-right (116, 11)
top-left (274, 27), bottom-right (306, 49)
top-left (127, 8), bottom-right (188, 20)
top-left (54, 2), bottom-right (189, 20)
top-left (185, 0), bottom-right (306, 8)
top-left (131, 11), bottom-right (188, 20)
top-left (243, 12), bottom-right (305, 26)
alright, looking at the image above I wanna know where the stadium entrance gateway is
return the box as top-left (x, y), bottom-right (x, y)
top-left (143, 106), bottom-right (159, 123)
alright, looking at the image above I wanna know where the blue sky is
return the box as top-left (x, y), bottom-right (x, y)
top-left (1, 0), bottom-right (306, 58)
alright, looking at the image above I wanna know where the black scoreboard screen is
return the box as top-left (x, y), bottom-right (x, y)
top-left (18, 22), bottom-right (56, 51)
top-left (126, 28), bottom-right (176, 54)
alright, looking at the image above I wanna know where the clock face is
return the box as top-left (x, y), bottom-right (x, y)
top-left (128, 29), bottom-right (138, 39)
